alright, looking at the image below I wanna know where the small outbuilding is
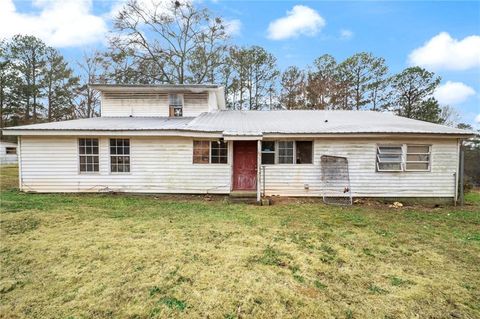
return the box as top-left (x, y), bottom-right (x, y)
top-left (0, 141), bottom-right (18, 165)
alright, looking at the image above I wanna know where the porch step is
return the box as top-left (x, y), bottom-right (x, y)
top-left (229, 191), bottom-right (257, 198)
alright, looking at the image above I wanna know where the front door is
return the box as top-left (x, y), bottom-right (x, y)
top-left (233, 141), bottom-right (257, 191)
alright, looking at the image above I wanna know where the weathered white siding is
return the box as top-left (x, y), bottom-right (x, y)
top-left (101, 92), bottom-right (210, 117)
top-left (0, 141), bottom-right (18, 164)
top-left (18, 136), bottom-right (459, 198)
top-left (19, 136), bottom-right (231, 193)
top-left (262, 138), bottom-right (458, 198)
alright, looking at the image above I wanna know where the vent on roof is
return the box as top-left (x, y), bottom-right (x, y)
top-left (103, 93), bottom-right (168, 100)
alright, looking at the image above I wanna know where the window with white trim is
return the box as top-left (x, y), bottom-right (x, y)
top-left (376, 145), bottom-right (403, 171)
top-left (376, 144), bottom-right (431, 172)
top-left (261, 141), bottom-right (275, 164)
top-left (110, 139), bottom-right (130, 173)
top-left (261, 141), bottom-right (313, 164)
top-left (193, 140), bottom-right (228, 164)
top-left (406, 145), bottom-right (431, 171)
top-left (79, 138), bottom-right (99, 173)
top-left (169, 93), bottom-right (183, 117)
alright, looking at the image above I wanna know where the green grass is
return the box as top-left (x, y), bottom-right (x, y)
top-left (1, 165), bottom-right (479, 318)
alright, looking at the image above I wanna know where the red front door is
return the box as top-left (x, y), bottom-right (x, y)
top-left (233, 141), bottom-right (257, 191)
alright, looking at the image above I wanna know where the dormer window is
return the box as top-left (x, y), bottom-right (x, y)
top-left (169, 93), bottom-right (183, 117)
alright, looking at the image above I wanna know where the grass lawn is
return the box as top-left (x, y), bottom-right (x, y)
top-left (0, 165), bottom-right (479, 318)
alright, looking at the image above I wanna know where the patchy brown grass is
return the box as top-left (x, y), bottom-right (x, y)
top-left (1, 165), bottom-right (479, 318)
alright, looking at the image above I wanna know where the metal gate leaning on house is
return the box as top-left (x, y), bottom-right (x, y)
top-left (320, 155), bottom-right (353, 205)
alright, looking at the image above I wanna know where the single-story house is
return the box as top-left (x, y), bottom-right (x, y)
top-left (0, 141), bottom-right (18, 165)
top-left (2, 84), bottom-right (474, 203)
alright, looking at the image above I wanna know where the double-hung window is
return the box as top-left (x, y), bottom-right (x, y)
top-left (193, 140), bottom-right (228, 164)
top-left (110, 139), bottom-right (130, 173)
top-left (261, 141), bottom-right (313, 164)
top-left (376, 144), bottom-right (431, 172)
top-left (79, 138), bottom-right (99, 173)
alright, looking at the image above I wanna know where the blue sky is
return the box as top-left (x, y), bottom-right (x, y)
top-left (1, 0), bottom-right (479, 127)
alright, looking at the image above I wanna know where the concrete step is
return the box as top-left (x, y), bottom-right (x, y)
top-left (229, 191), bottom-right (257, 198)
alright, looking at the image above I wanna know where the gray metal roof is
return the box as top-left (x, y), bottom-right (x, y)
top-left (186, 110), bottom-right (472, 135)
top-left (6, 117), bottom-right (195, 131)
top-left (3, 110), bottom-right (474, 136)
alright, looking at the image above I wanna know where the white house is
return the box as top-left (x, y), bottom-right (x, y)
top-left (0, 141), bottom-right (18, 165)
top-left (2, 84), bottom-right (474, 203)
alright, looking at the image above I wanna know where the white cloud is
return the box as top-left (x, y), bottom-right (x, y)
top-left (0, 0), bottom-right (108, 47)
top-left (224, 19), bottom-right (242, 36)
top-left (434, 81), bottom-right (476, 105)
top-left (267, 5), bottom-right (325, 40)
top-left (340, 29), bottom-right (353, 40)
top-left (476, 114), bottom-right (480, 123)
top-left (408, 32), bottom-right (480, 71)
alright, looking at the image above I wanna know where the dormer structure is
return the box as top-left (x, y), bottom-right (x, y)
top-left (90, 84), bottom-right (226, 117)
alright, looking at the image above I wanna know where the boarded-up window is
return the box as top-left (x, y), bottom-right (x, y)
top-left (278, 141), bottom-right (294, 164)
top-left (296, 141), bottom-right (313, 164)
top-left (193, 140), bottom-right (228, 164)
top-left (5, 147), bottom-right (16, 155)
top-left (169, 93), bottom-right (183, 117)
top-left (376, 145), bottom-right (402, 171)
top-left (193, 141), bottom-right (210, 163)
top-left (406, 145), bottom-right (430, 171)
top-left (261, 141), bottom-right (275, 164)
top-left (79, 138), bottom-right (99, 173)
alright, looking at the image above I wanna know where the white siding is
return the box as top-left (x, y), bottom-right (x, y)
top-left (18, 137), bottom-right (459, 198)
top-left (101, 92), bottom-right (210, 117)
top-left (19, 136), bottom-right (231, 193)
top-left (0, 142), bottom-right (18, 164)
top-left (262, 138), bottom-right (458, 198)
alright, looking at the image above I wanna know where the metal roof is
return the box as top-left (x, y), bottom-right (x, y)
top-left (186, 110), bottom-right (472, 135)
top-left (3, 110), bottom-right (474, 136)
top-left (5, 117), bottom-right (195, 131)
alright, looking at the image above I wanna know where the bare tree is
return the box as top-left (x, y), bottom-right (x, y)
top-left (75, 51), bottom-right (105, 118)
top-left (111, 0), bottom-right (229, 84)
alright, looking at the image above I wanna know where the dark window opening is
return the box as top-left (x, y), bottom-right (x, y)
top-left (296, 141), bottom-right (313, 164)
top-left (261, 141), bottom-right (275, 164)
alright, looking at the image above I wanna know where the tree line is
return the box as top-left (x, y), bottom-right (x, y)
top-left (0, 0), bottom-right (467, 132)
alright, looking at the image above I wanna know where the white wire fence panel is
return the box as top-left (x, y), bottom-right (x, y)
top-left (321, 155), bottom-right (353, 205)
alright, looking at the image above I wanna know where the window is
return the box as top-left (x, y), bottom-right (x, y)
top-left (377, 145), bottom-right (403, 171)
top-left (79, 138), bottom-right (99, 173)
top-left (376, 144), bottom-right (431, 172)
top-left (296, 141), bottom-right (313, 164)
top-left (169, 93), bottom-right (183, 117)
top-left (261, 141), bottom-right (313, 164)
top-left (211, 140), bottom-right (228, 164)
top-left (5, 147), bottom-right (16, 155)
top-left (193, 140), bottom-right (228, 164)
top-left (261, 141), bottom-right (275, 164)
top-left (110, 139), bottom-right (130, 173)
top-left (278, 141), bottom-right (294, 164)
top-left (406, 145), bottom-right (431, 171)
